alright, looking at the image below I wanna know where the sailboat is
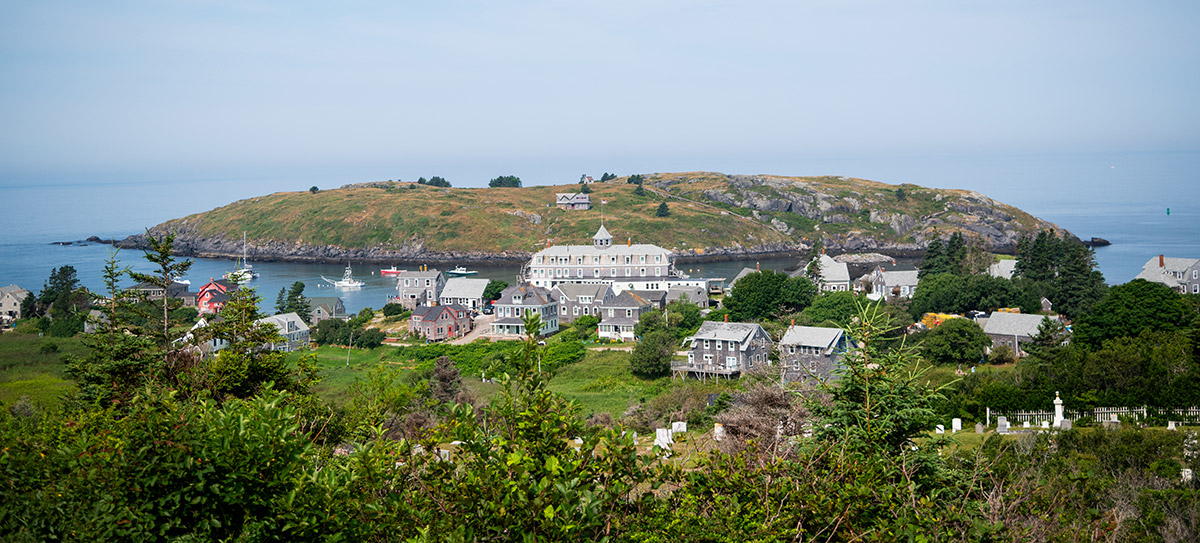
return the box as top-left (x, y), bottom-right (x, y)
top-left (223, 232), bottom-right (260, 282)
top-left (322, 264), bottom-right (365, 288)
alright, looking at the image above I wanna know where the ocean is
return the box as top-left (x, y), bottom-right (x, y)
top-left (1, 150), bottom-right (1197, 313)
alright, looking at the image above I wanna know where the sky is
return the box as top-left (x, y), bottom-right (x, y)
top-left (1, 0), bottom-right (1198, 189)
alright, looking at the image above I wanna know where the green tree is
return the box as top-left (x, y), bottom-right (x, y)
top-left (274, 287), bottom-right (287, 314)
top-left (724, 270), bottom-right (818, 321)
top-left (483, 279), bottom-right (508, 302)
top-left (600, 172), bottom-right (617, 181)
top-left (1073, 279), bottom-right (1192, 348)
top-left (309, 186), bottom-right (319, 193)
top-left (802, 291), bottom-right (871, 327)
top-left (66, 250), bottom-right (157, 408)
top-left (204, 286), bottom-right (290, 400)
top-left (128, 231), bottom-right (193, 353)
top-left (580, 183), bottom-right (592, 194)
top-left (630, 330), bottom-right (676, 377)
top-left (655, 201), bottom-right (670, 217)
top-left (633, 184), bottom-right (646, 197)
top-left (1052, 241), bottom-right (1107, 319)
top-left (920, 318), bottom-right (990, 366)
top-left (283, 281), bottom-right (311, 322)
top-left (488, 175), bottom-right (522, 188)
top-left (427, 176), bottom-right (451, 187)
top-left (909, 272), bottom-right (967, 317)
top-left (627, 174), bottom-right (645, 184)
top-left (919, 238), bottom-right (951, 278)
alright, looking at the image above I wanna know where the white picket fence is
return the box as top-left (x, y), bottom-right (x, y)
top-left (989, 406), bottom-right (1200, 425)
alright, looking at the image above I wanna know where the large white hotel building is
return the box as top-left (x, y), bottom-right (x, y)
top-left (523, 224), bottom-right (703, 293)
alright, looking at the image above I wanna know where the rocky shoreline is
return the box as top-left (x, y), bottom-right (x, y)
top-left (108, 231), bottom-right (941, 266)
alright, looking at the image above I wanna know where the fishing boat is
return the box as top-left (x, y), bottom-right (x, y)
top-left (446, 266), bottom-right (478, 277)
top-left (379, 266), bottom-right (405, 276)
top-left (223, 232), bottom-right (260, 282)
top-left (322, 264), bottom-right (365, 288)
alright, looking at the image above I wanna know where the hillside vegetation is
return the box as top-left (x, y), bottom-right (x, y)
top-left (130, 173), bottom-right (1063, 262)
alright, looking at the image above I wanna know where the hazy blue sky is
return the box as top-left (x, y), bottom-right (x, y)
top-left (2, 1), bottom-right (1197, 188)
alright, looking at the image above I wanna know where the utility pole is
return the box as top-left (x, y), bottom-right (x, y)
top-left (346, 328), bottom-right (354, 367)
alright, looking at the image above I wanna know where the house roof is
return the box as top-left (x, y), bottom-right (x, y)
top-left (982, 312), bottom-right (1058, 338)
top-left (497, 283), bottom-right (556, 306)
top-left (879, 270), bottom-right (920, 287)
top-left (691, 321), bottom-right (769, 350)
top-left (818, 254), bottom-right (850, 283)
top-left (604, 290), bottom-right (652, 309)
top-left (553, 282), bottom-right (611, 301)
top-left (257, 312), bottom-right (310, 334)
top-left (630, 290), bottom-right (666, 304)
top-left (666, 285), bottom-right (705, 304)
top-left (593, 224), bottom-right (611, 241)
top-left (0, 285), bottom-right (30, 298)
top-left (306, 296), bottom-right (345, 314)
top-left (441, 277), bottom-right (489, 300)
top-left (1135, 256), bottom-right (1198, 286)
top-left (395, 270), bottom-right (442, 280)
top-left (533, 243), bottom-right (670, 259)
top-left (780, 325), bottom-right (844, 349)
top-left (731, 267), bottom-right (758, 286)
top-left (556, 193), bottom-right (590, 204)
top-left (411, 304), bottom-right (467, 322)
top-left (987, 260), bottom-right (1018, 280)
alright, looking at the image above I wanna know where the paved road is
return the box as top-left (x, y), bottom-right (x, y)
top-left (450, 314), bottom-right (495, 345)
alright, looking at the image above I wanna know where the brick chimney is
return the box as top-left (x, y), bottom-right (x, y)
top-left (724, 313), bottom-right (728, 323)
top-left (1160, 254), bottom-right (1165, 268)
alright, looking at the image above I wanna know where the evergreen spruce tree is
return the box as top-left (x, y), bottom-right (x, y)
top-left (655, 202), bottom-right (670, 217)
top-left (128, 231), bottom-right (193, 354)
top-left (918, 238), bottom-right (949, 278)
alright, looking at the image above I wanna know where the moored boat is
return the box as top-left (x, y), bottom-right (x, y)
top-left (446, 266), bottom-right (478, 277)
top-left (322, 264), bottom-right (365, 288)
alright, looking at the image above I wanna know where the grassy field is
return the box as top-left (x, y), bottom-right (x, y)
top-left (290, 344), bottom-right (405, 405)
top-left (546, 349), bottom-right (667, 417)
top-left (0, 331), bottom-right (85, 409)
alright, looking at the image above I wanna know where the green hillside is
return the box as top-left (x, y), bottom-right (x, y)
top-left (144, 173), bottom-right (1062, 258)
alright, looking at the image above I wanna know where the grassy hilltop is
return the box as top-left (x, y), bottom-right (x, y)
top-left (140, 173), bottom-right (1062, 261)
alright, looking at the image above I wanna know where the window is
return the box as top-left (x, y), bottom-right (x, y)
top-left (726, 356), bottom-right (737, 370)
top-left (625, 256), bottom-right (631, 264)
top-left (573, 306), bottom-right (579, 315)
top-left (578, 269), bottom-right (584, 277)
top-left (625, 268), bottom-right (631, 276)
top-left (425, 279), bottom-right (431, 287)
top-left (609, 309), bottom-right (615, 317)
top-left (1194, 284), bottom-right (1199, 294)
top-left (655, 255), bottom-right (661, 263)
top-left (703, 354), bottom-right (713, 363)
top-left (703, 339), bottom-right (710, 349)
top-left (640, 268), bottom-right (646, 276)
top-left (640, 255), bottom-right (645, 263)
top-left (688, 353), bottom-right (694, 366)
top-left (626, 309), bottom-right (633, 317)
top-left (611, 268), bottom-right (616, 276)
top-left (594, 268), bottom-right (599, 277)
top-left (1194, 270), bottom-right (1198, 279)
top-left (655, 267), bottom-right (660, 276)
top-left (788, 346), bottom-right (796, 354)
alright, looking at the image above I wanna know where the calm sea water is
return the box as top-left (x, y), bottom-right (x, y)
top-left (1, 150), bottom-right (1196, 313)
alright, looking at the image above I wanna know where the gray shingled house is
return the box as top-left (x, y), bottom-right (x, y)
top-left (393, 269), bottom-right (446, 310)
top-left (598, 290), bottom-right (653, 341)
top-left (490, 283), bottom-right (559, 337)
top-left (681, 321), bottom-right (773, 378)
top-left (409, 304), bottom-right (473, 341)
top-left (439, 277), bottom-right (490, 311)
top-left (982, 312), bottom-right (1061, 357)
top-left (553, 282), bottom-right (614, 324)
top-left (778, 325), bottom-right (850, 384)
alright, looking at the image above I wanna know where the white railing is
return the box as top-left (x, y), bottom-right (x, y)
top-left (989, 406), bottom-right (1200, 424)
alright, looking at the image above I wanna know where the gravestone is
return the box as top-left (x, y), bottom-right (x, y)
top-left (975, 422), bottom-right (985, 434)
top-left (672, 421), bottom-right (687, 433)
top-left (1059, 419), bottom-right (1072, 431)
top-left (632, 432), bottom-right (638, 445)
top-left (1168, 421), bottom-right (1177, 430)
top-left (573, 437), bottom-right (583, 445)
top-left (654, 428), bottom-right (673, 449)
top-left (1102, 420), bottom-right (1120, 431)
top-left (997, 417), bottom-right (1009, 434)
top-left (1183, 469), bottom-right (1194, 483)
top-left (1111, 414), bottom-right (1120, 422)
top-left (935, 425), bottom-right (945, 434)
top-left (438, 449), bottom-right (451, 461)
top-left (952, 418), bottom-right (962, 432)
top-left (713, 423), bottom-right (725, 442)
top-left (1023, 421), bottom-right (1030, 429)
top-left (1041, 421), bottom-right (1050, 429)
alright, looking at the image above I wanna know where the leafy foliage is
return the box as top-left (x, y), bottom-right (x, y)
top-left (630, 330), bottom-right (676, 377)
top-left (919, 317), bottom-right (990, 366)
top-left (487, 175), bottom-right (521, 188)
top-left (483, 279), bottom-right (508, 302)
top-left (723, 270), bottom-right (818, 321)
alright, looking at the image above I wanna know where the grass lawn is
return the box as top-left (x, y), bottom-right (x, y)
top-left (290, 344), bottom-right (405, 406)
top-left (547, 349), bottom-right (671, 418)
top-left (0, 331), bottom-right (86, 409)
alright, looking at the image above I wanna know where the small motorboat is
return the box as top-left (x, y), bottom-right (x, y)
top-left (380, 266), bottom-right (405, 276)
top-left (446, 266), bottom-right (478, 277)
